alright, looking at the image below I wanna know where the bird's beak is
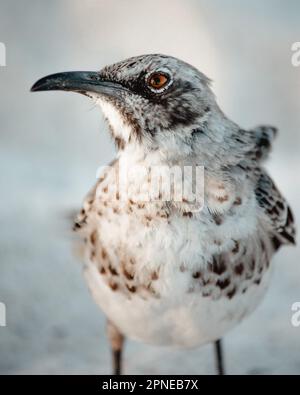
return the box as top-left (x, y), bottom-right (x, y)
top-left (30, 71), bottom-right (127, 98)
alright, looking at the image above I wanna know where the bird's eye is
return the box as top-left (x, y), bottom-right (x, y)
top-left (147, 72), bottom-right (170, 91)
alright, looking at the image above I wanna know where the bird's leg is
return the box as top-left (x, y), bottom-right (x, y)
top-left (214, 339), bottom-right (225, 375)
top-left (106, 320), bottom-right (124, 375)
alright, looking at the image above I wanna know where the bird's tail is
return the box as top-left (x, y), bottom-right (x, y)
top-left (249, 125), bottom-right (278, 161)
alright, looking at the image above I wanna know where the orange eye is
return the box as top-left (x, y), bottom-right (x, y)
top-left (148, 72), bottom-right (169, 90)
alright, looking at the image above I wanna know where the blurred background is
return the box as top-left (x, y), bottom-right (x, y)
top-left (0, 0), bottom-right (299, 374)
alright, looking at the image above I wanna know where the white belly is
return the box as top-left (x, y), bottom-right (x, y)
top-left (84, 260), bottom-right (272, 347)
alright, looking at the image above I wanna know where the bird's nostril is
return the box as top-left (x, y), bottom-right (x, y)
top-left (127, 62), bottom-right (137, 68)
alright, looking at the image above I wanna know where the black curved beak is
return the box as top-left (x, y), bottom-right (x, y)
top-left (30, 71), bottom-right (127, 98)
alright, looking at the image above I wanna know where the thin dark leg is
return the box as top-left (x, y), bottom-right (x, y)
top-left (214, 339), bottom-right (225, 375)
top-left (113, 349), bottom-right (122, 375)
top-left (107, 320), bottom-right (124, 375)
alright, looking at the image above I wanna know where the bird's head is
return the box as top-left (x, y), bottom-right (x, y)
top-left (31, 54), bottom-right (219, 157)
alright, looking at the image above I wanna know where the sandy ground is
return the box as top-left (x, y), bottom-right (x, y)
top-left (0, 0), bottom-right (300, 374)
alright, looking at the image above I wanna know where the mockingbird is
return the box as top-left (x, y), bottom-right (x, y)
top-left (31, 54), bottom-right (295, 375)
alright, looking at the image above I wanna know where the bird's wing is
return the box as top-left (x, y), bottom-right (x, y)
top-left (255, 168), bottom-right (296, 249)
top-left (248, 125), bottom-right (277, 161)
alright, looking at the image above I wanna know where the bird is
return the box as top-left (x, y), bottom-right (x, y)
top-left (31, 54), bottom-right (296, 375)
